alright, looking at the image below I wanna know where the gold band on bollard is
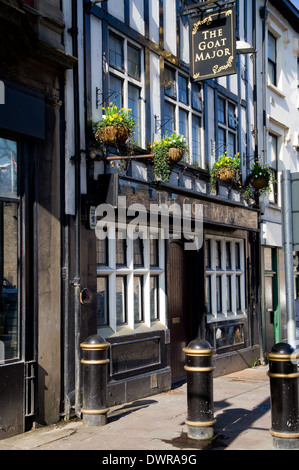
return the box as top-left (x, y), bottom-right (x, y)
top-left (81, 358), bottom-right (110, 365)
top-left (183, 347), bottom-right (216, 357)
top-left (184, 365), bottom-right (215, 372)
top-left (267, 371), bottom-right (299, 379)
top-left (185, 419), bottom-right (216, 427)
top-left (81, 408), bottom-right (109, 415)
top-left (266, 352), bottom-right (299, 362)
top-left (269, 429), bottom-right (299, 439)
top-left (80, 342), bottom-right (109, 351)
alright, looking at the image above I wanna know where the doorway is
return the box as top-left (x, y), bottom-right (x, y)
top-left (167, 240), bottom-right (204, 381)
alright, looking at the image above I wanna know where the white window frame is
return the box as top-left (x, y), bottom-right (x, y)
top-left (97, 224), bottom-right (166, 333)
top-left (108, 28), bottom-right (146, 148)
top-left (163, 65), bottom-right (204, 167)
top-left (216, 95), bottom-right (238, 158)
top-left (205, 235), bottom-right (246, 320)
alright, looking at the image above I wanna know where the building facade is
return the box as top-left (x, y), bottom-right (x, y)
top-left (0, 0), bottom-right (76, 438)
top-left (255, 0), bottom-right (299, 353)
top-left (0, 0), bottom-right (298, 440)
top-left (63, 0), bottom-right (262, 415)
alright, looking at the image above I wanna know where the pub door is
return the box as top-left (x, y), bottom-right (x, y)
top-left (167, 239), bottom-right (204, 381)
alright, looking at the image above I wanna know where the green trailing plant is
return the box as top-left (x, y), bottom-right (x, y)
top-left (151, 131), bottom-right (188, 182)
top-left (210, 151), bottom-right (241, 188)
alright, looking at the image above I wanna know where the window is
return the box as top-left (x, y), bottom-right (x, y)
top-left (163, 65), bottom-right (203, 167)
top-left (217, 96), bottom-right (237, 157)
top-left (268, 32), bottom-right (277, 86)
top-left (109, 32), bottom-right (144, 146)
top-left (0, 138), bottom-right (20, 362)
top-left (205, 236), bottom-right (245, 317)
top-left (96, 228), bottom-right (166, 331)
top-left (268, 133), bottom-right (278, 204)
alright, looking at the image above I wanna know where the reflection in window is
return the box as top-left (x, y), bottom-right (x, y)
top-left (164, 66), bottom-right (176, 99)
top-left (128, 83), bottom-right (141, 144)
top-left (0, 202), bottom-right (19, 361)
top-left (128, 44), bottom-right (141, 79)
top-left (268, 32), bottom-right (277, 86)
top-left (134, 276), bottom-right (143, 323)
top-left (116, 276), bottom-right (127, 324)
top-left (133, 238), bottom-right (144, 266)
top-left (150, 276), bottom-right (159, 321)
top-left (97, 277), bottom-right (108, 327)
top-left (0, 138), bottom-right (18, 199)
top-left (109, 33), bottom-right (124, 71)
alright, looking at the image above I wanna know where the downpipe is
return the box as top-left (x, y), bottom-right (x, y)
top-left (71, 0), bottom-right (82, 418)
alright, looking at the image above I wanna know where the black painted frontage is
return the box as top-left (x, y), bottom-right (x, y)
top-left (0, 1), bottom-right (75, 439)
top-left (79, 173), bottom-right (261, 406)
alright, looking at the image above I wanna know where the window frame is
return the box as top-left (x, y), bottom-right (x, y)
top-left (268, 31), bottom-right (277, 87)
top-left (268, 132), bottom-right (278, 205)
top-left (0, 137), bottom-right (21, 363)
top-left (163, 64), bottom-right (204, 167)
top-left (216, 95), bottom-right (238, 158)
top-left (108, 29), bottom-right (145, 148)
top-left (96, 224), bottom-right (166, 333)
top-left (205, 235), bottom-right (246, 319)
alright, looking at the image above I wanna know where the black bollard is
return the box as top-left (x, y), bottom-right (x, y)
top-left (183, 338), bottom-right (216, 440)
top-left (80, 335), bottom-right (110, 426)
top-left (266, 342), bottom-right (299, 449)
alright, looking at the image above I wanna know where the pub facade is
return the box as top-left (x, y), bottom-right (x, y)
top-left (4, 0), bottom-right (298, 439)
top-left (62, 0), bottom-right (262, 411)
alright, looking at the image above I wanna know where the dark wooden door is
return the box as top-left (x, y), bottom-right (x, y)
top-left (167, 241), bottom-right (188, 381)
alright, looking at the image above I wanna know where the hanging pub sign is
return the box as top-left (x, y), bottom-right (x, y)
top-left (189, 7), bottom-right (237, 81)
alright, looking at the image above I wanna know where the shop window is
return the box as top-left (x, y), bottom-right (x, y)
top-left (97, 229), bottom-right (166, 332)
top-left (205, 236), bottom-right (245, 318)
top-left (163, 65), bottom-right (203, 167)
top-left (108, 31), bottom-right (144, 147)
top-left (0, 138), bottom-right (20, 362)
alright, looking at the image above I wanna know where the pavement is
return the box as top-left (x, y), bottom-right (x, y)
top-left (0, 365), bottom-right (290, 454)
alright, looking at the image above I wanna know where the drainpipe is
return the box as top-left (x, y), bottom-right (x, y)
top-left (261, 0), bottom-right (268, 165)
top-left (71, 0), bottom-right (82, 418)
top-left (252, 0), bottom-right (265, 362)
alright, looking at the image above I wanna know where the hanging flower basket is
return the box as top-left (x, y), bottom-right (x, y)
top-left (210, 152), bottom-right (240, 188)
top-left (215, 167), bottom-right (237, 182)
top-left (250, 175), bottom-right (269, 190)
top-left (95, 125), bottom-right (130, 145)
top-left (151, 131), bottom-right (188, 183)
top-left (94, 104), bottom-right (135, 147)
top-left (167, 147), bottom-right (184, 164)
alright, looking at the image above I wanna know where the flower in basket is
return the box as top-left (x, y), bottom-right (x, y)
top-left (248, 161), bottom-right (271, 189)
top-left (95, 103), bottom-right (135, 145)
top-left (210, 151), bottom-right (240, 187)
top-left (151, 131), bottom-right (188, 182)
top-left (242, 161), bottom-right (275, 199)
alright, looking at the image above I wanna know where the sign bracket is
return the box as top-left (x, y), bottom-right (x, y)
top-left (181, 0), bottom-right (236, 16)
